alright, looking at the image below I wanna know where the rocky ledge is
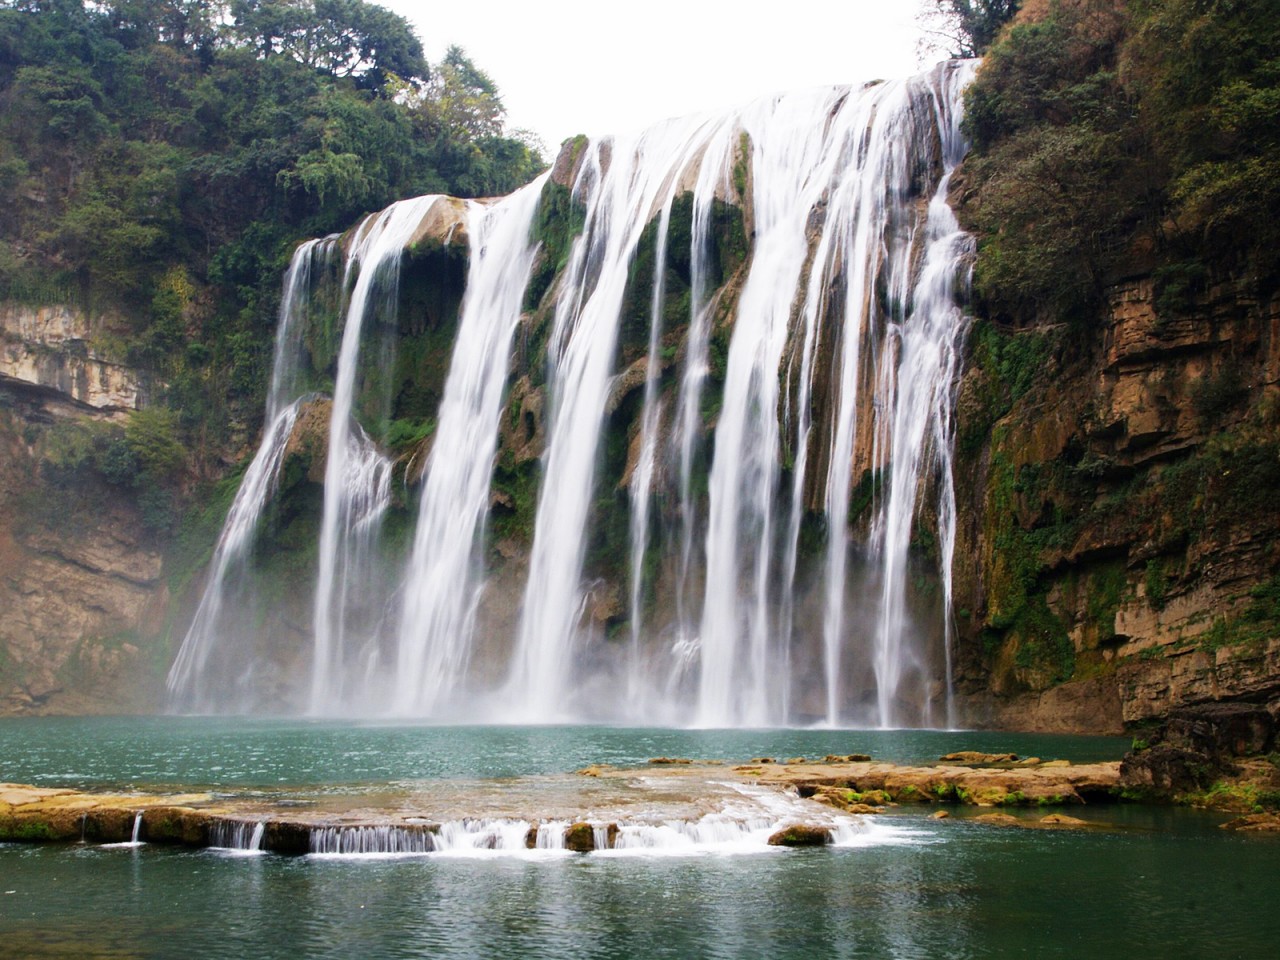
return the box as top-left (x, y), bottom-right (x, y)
top-left (0, 753), bottom-right (1132, 854)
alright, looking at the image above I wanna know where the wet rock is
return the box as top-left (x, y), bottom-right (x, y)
top-left (564, 822), bottom-right (595, 852)
top-left (1120, 703), bottom-right (1274, 798)
top-left (265, 820), bottom-right (312, 855)
top-left (647, 757), bottom-right (692, 765)
top-left (767, 824), bottom-right (832, 847)
top-left (1039, 814), bottom-right (1090, 828)
top-left (1159, 703), bottom-right (1276, 758)
top-left (823, 754), bottom-right (871, 763)
top-left (939, 752), bottom-right (1019, 764)
top-left (1219, 812), bottom-right (1280, 833)
top-left (930, 810), bottom-right (950, 819)
top-left (1119, 743), bottom-right (1220, 794)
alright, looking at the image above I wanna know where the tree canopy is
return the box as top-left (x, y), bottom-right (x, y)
top-left (958, 0), bottom-right (1280, 325)
top-left (0, 0), bottom-right (545, 476)
top-left (922, 0), bottom-right (1022, 58)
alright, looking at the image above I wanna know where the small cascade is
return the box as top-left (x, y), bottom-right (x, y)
top-left (310, 824), bottom-right (435, 855)
top-left (102, 811), bottom-right (146, 848)
top-left (310, 196), bottom-right (442, 711)
top-left (434, 818), bottom-right (535, 853)
top-left (536, 822), bottom-right (569, 850)
top-left (392, 179), bottom-right (547, 716)
top-left (309, 819), bottom-right (552, 856)
top-left (209, 819), bottom-right (266, 853)
top-left (167, 236), bottom-right (336, 709)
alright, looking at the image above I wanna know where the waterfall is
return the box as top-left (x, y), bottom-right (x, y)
top-left (309, 196), bottom-right (442, 711)
top-left (504, 118), bottom-right (722, 719)
top-left (209, 819), bottom-right (266, 853)
top-left (167, 237), bottom-right (335, 709)
top-left (173, 62), bottom-right (977, 728)
top-left (392, 178), bottom-right (546, 716)
top-left (869, 63), bottom-right (976, 728)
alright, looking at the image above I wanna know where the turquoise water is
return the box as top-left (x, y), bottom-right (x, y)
top-left (2, 720), bottom-right (1276, 959)
top-left (0, 717), bottom-right (1129, 790)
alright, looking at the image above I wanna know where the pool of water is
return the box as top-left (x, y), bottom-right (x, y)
top-left (2, 719), bottom-right (1275, 959)
top-left (0, 717), bottom-right (1129, 791)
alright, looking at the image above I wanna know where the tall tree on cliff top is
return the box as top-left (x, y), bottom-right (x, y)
top-left (230, 0), bottom-right (427, 91)
top-left (922, 0), bottom-right (1022, 58)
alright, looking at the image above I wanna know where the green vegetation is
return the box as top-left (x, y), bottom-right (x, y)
top-left (1182, 780), bottom-right (1280, 814)
top-left (958, 320), bottom-right (1052, 452)
top-left (0, 0), bottom-right (544, 475)
top-left (962, 0), bottom-right (1280, 324)
top-left (922, 1), bottom-right (1022, 58)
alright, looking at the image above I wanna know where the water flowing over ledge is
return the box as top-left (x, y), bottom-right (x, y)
top-left (0, 751), bottom-right (1124, 857)
top-left (169, 61), bottom-right (979, 728)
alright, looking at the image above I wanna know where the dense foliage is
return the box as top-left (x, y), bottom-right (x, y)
top-left (0, 0), bottom-right (544, 477)
top-left (960, 0), bottom-right (1280, 325)
top-left (922, 0), bottom-right (1022, 57)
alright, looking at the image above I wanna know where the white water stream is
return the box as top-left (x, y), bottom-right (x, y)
top-left (309, 196), bottom-right (442, 711)
top-left (392, 179), bottom-right (546, 716)
top-left (174, 62), bottom-right (976, 728)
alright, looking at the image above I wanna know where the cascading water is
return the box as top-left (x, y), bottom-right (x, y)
top-left (869, 65), bottom-right (976, 729)
top-left (309, 196), bottom-right (442, 711)
top-left (167, 237), bottom-right (336, 709)
top-left (173, 61), bottom-right (976, 728)
top-left (392, 179), bottom-right (546, 716)
top-left (503, 118), bottom-right (726, 720)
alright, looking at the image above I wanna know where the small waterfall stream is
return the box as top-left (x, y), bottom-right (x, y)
top-left (167, 237), bottom-right (335, 707)
top-left (173, 62), bottom-right (977, 728)
top-left (309, 196), bottom-right (441, 711)
top-left (393, 179), bottom-right (546, 716)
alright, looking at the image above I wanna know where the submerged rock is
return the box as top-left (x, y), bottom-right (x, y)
top-left (939, 752), bottom-right (1019, 764)
top-left (972, 813), bottom-right (1022, 827)
top-left (1219, 812), bottom-right (1280, 833)
top-left (1039, 814), bottom-right (1090, 828)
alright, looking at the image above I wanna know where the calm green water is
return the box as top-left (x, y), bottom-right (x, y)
top-left (2, 720), bottom-right (1276, 959)
top-left (0, 717), bottom-right (1128, 790)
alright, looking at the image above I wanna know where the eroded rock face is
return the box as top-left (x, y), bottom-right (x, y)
top-left (0, 337), bottom-right (165, 715)
top-left (0, 303), bottom-right (148, 414)
top-left (952, 271), bottom-right (1280, 733)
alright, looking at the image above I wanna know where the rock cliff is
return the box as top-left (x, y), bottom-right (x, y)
top-left (0, 304), bottom-right (167, 713)
top-left (952, 273), bottom-right (1280, 732)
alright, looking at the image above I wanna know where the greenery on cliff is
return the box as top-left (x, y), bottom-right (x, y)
top-left (961, 0), bottom-right (1280, 324)
top-left (0, 0), bottom-right (544, 477)
top-left (952, 0), bottom-right (1280, 712)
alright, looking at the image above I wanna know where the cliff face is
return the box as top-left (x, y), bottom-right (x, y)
top-left (5, 112), bottom-right (1280, 730)
top-left (0, 304), bottom-right (168, 714)
top-left (952, 274), bottom-right (1280, 732)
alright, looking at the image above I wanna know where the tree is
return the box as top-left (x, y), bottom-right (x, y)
top-left (921, 0), bottom-right (1021, 58)
top-left (229, 0), bottom-right (426, 92)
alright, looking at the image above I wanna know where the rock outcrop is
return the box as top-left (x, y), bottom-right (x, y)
top-left (953, 273), bottom-right (1280, 733)
top-left (0, 303), bottom-right (148, 414)
top-left (0, 304), bottom-right (167, 715)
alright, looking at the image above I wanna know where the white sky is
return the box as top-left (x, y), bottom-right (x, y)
top-left (383, 1), bottom-right (941, 153)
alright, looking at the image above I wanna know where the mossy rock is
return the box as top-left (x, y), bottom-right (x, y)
top-left (564, 821), bottom-right (596, 852)
top-left (767, 824), bottom-right (832, 847)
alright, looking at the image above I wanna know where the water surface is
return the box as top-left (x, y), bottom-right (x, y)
top-left (1, 719), bottom-right (1271, 959)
